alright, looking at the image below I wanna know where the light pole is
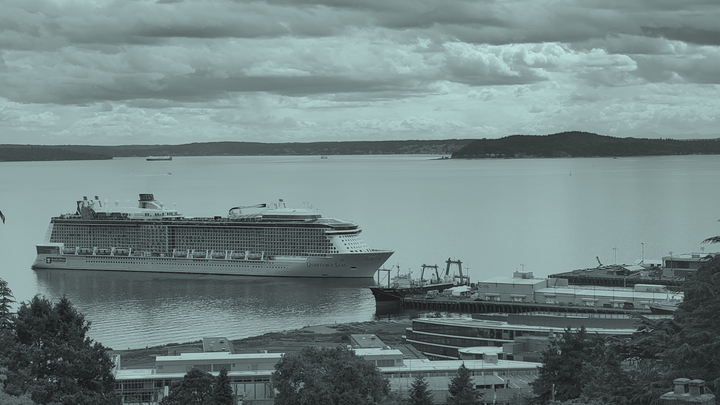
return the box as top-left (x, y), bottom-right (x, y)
top-left (641, 242), bottom-right (645, 265)
top-left (613, 247), bottom-right (618, 265)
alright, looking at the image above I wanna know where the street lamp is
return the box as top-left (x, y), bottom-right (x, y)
top-left (613, 247), bottom-right (618, 265)
top-left (641, 242), bottom-right (645, 265)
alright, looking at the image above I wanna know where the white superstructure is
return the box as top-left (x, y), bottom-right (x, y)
top-left (32, 194), bottom-right (393, 278)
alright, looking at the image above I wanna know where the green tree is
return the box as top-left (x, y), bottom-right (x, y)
top-left (407, 374), bottom-right (433, 405)
top-left (577, 338), bottom-right (631, 405)
top-left (2, 295), bottom-right (120, 405)
top-left (446, 363), bottom-right (482, 405)
top-left (272, 345), bottom-right (391, 405)
top-left (211, 368), bottom-right (234, 405)
top-left (530, 327), bottom-right (596, 403)
top-left (0, 278), bottom-right (15, 330)
top-left (0, 366), bottom-right (37, 405)
top-left (160, 368), bottom-right (216, 405)
top-left (666, 253), bottom-right (720, 382)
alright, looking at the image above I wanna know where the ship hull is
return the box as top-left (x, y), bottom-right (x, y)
top-left (32, 250), bottom-right (393, 278)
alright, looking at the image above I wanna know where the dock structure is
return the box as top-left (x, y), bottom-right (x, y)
top-left (400, 296), bottom-right (651, 315)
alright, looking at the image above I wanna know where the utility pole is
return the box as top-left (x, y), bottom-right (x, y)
top-left (613, 246), bottom-right (618, 265)
top-left (641, 242), bottom-right (645, 265)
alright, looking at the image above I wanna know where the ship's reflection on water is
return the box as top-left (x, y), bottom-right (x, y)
top-left (34, 269), bottom-right (378, 349)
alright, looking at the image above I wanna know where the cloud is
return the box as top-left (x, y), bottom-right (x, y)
top-left (1, 0), bottom-right (720, 145)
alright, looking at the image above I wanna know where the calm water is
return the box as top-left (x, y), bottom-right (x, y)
top-left (1, 155), bottom-right (720, 349)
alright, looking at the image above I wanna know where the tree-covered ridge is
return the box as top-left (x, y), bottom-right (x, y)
top-left (452, 131), bottom-right (720, 158)
top-left (0, 146), bottom-right (112, 161)
top-left (0, 139), bottom-right (473, 161)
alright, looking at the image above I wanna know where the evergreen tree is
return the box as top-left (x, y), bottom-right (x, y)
top-left (446, 363), bottom-right (482, 405)
top-left (407, 374), bottom-right (433, 405)
top-left (160, 368), bottom-right (216, 405)
top-left (577, 338), bottom-right (632, 405)
top-left (0, 278), bottom-right (15, 330)
top-left (530, 326), bottom-right (596, 403)
top-left (2, 295), bottom-right (119, 405)
top-left (211, 368), bottom-right (234, 405)
top-left (666, 253), bottom-right (720, 383)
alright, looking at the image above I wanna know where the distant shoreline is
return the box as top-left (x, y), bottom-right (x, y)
top-left (5, 132), bottom-right (720, 162)
top-left (0, 140), bottom-right (472, 162)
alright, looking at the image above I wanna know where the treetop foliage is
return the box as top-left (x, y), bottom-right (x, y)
top-left (446, 363), bottom-right (482, 405)
top-left (0, 278), bottom-right (15, 330)
top-left (407, 374), bottom-right (434, 405)
top-left (272, 345), bottom-right (391, 405)
top-left (0, 289), bottom-right (119, 405)
top-left (160, 368), bottom-right (216, 405)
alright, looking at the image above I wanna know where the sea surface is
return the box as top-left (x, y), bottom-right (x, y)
top-left (1, 154), bottom-right (720, 349)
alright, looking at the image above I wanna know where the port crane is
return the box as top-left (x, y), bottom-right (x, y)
top-left (420, 264), bottom-right (440, 285)
top-left (446, 258), bottom-right (469, 285)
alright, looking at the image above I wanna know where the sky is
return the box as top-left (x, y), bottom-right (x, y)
top-left (1, 0), bottom-right (719, 145)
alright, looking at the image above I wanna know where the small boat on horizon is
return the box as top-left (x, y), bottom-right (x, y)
top-left (146, 156), bottom-right (172, 161)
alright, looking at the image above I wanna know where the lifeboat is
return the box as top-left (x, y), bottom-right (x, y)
top-left (114, 248), bottom-right (130, 256)
top-left (230, 252), bottom-right (245, 259)
top-left (247, 252), bottom-right (263, 260)
top-left (63, 247), bottom-right (77, 255)
top-left (212, 251), bottom-right (226, 259)
top-left (78, 248), bottom-right (93, 255)
top-left (192, 251), bottom-right (207, 258)
top-left (96, 248), bottom-right (111, 255)
top-left (174, 250), bottom-right (188, 258)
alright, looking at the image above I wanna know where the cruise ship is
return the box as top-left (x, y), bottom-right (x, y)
top-left (32, 194), bottom-right (393, 278)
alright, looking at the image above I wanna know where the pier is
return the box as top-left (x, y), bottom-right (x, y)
top-left (397, 295), bottom-right (651, 315)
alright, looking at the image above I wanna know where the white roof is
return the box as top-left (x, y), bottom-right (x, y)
top-left (354, 348), bottom-right (403, 357)
top-left (379, 358), bottom-right (540, 373)
top-left (413, 317), bottom-right (636, 336)
top-left (536, 286), bottom-right (682, 301)
top-left (156, 352), bottom-right (283, 362)
top-left (459, 346), bottom-right (505, 355)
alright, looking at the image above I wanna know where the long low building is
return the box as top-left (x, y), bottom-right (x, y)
top-left (404, 312), bottom-right (657, 359)
top-left (114, 335), bottom-right (540, 404)
top-left (476, 271), bottom-right (681, 309)
top-left (114, 351), bottom-right (281, 404)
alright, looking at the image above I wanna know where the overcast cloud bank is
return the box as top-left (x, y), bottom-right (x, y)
top-left (1, 0), bottom-right (719, 145)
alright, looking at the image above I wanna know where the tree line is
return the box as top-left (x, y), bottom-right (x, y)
top-left (0, 139), bottom-right (472, 161)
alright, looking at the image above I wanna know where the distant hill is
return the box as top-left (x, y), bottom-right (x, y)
top-left (0, 140), bottom-right (473, 161)
top-left (0, 146), bottom-right (113, 162)
top-left (452, 131), bottom-right (720, 159)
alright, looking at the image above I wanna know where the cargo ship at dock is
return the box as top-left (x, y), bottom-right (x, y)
top-left (370, 259), bottom-right (468, 304)
top-left (32, 194), bottom-right (393, 277)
